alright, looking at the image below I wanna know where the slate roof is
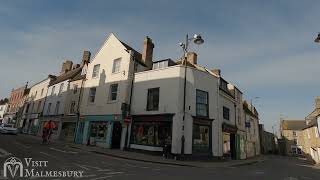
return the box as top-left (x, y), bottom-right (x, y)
top-left (49, 67), bottom-right (82, 86)
top-left (281, 120), bottom-right (307, 130)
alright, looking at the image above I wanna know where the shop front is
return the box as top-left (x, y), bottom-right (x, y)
top-left (222, 123), bottom-right (238, 159)
top-left (130, 114), bottom-right (173, 152)
top-left (60, 116), bottom-right (78, 142)
top-left (75, 114), bottom-right (123, 149)
top-left (192, 117), bottom-right (213, 156)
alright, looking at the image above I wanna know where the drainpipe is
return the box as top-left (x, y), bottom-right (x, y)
top-left (74, 77), bottom-right (85, 143)
top-left (125, 50), bottom-right (136, 150)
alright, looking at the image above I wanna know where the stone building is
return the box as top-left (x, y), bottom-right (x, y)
top-left (0, 98), bottom-right (9, 123)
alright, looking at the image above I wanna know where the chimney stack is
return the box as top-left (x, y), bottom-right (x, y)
top-left (187, 52), bottom-right (197, 65)
top-left (72, 64), bottom-right (80, 70)
top-left (315, 96), bottom-right (320, 109)
top-left (142, 36), bottom-right (154, 69)
top-left (81, 50), bottom-right (91, 66)
top-left (61, 60), bottom-right (73, 74)
top-left (211, 69), bottom-right (221, 76)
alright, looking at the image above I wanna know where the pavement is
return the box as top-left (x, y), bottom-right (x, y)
top-left (0, 134), bottom-right (319, 180)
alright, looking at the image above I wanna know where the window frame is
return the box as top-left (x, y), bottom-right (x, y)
top-left (109, 84), bottom-right (118, 101)
top-left (223, 106), bottom-right (230, 120)
top-left (89, 88), bottom-right (97, 103)
top-left (112, 58), bottom-right (121, 73)
top-left (51, 86), bottom-right (55, 96)
top-left (47, 103), bottom-right (52, 114)
top-left (146, 88), bottom-right (160, 111)
top-left (58, 83), bottom-right (64, 95)
top-left (196, 89), bottom-right (209, 117)
top-left (55, 101), bottom-right (60, 115)
top-left (92, 64), bottom-right (100, 78)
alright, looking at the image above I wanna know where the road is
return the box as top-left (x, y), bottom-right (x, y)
top-left (0, 134), bottom-right (319, 180)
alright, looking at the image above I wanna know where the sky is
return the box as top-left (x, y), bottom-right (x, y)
top-left (0, 0), bottom-right (320, 134)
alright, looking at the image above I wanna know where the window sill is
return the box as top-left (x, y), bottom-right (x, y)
top-left (107, 100), bottom-right (118, 104)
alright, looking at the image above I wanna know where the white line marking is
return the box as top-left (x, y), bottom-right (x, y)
top-left (39, 151), bottom-right (59, 159)
top-left (90, 176), bottom-right (113, 180)
top-left (97, 169), bottom-right (112, 172)
top-left (104, 172), bottom-right (124, 175)
top-left (81, 165), bottom-right (103, 170)
top-left (49, 147), bottom-right (78, 154)
top-left (14, 142), bottom-right (31, 148)
top-left (75, 164), bottom-right (90, 170)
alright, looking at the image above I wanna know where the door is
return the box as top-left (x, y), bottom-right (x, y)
top-left (112, 122), bottom-right (122, 149)
top-left (75, 122), bottom-right (85, 144)
top-left (230, 133), bottom-right (236, 160)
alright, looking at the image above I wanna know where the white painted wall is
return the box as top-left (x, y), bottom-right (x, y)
top-left (131, 65), bottom-right (220, 156)
top-left (43, 79), bottom-right (70, 116)
top-left (0, 103), bottom-right (8, 119)
top-left (80, 33), bottom-right (146, 116)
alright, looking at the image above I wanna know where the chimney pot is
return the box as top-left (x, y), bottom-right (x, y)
top-left (142, 36), bottom-right (154, 69)
top-left (61, 60), bottom-right (73, 74)
top-left (187, 52), bottom-right (197, 65)
top-left (81, 50), bottom-right (91, 66)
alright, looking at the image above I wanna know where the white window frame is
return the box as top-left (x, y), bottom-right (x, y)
top-left (92, 64), bottom-right (100, 78)
top-left (89, 88), bottom-right (96, 103)
top-left (51, 86), bottom-right (55, 96)
top-left (112, 58), bottom-right (121, 73)
top-left (58, 83), bottom-right (64, 95)
top-left (109, 84), bottom-right (118, 101)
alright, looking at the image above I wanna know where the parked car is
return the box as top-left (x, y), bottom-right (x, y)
top-left (0, 124), bottom-right (18, 135)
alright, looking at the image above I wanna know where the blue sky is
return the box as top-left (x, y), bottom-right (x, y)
top-left (0, 0), bottom-right (320, 133)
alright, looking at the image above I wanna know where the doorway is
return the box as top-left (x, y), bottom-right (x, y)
top-left (112, 122), bottom-right (122, 149)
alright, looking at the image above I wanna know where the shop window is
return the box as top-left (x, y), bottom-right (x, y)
top-left (196, 90), bottom-right (208, 117)
top-left (193, 124), bottom-right (210, 152)
top-left (92, 64), bottom-right (100, 78)
top-left (109, 84), bottom-right (118, 101)
top-left (130, 121), bottom-right (171, 147)
top-left (89, 88), bottom-right (96, 103)
top-left (90, 122), bottom-right (108, 141)
top-left (112, 58), bottom-right (121, 73)
top-left (147, 88), bottom-right (159, 111)
top-left (223, 106), bottom-right (230, 120)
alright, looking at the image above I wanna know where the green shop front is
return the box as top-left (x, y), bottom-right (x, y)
top-left (75, 114), bottom-right (123, 149)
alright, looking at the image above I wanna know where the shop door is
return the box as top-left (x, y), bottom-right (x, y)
top-left (112, 122), bottom-right (122, 149)
top-left (76, 122), bottom-right (85, 144)
top-left (230, 133), bottom-right (236, 160)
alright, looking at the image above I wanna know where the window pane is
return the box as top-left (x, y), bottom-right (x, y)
top-left (193, 124), bottom-right (210, 152)
top-left (89, 88), bottom-right (96, 102)
top-left (147, 88), bottom-right (159, 111)
top-left (92, 64), bottom-right (100, 78)
top-left (112, 58), bottom-right (121, 73)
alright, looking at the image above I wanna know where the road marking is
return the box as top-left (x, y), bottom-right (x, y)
top-left (0, 148), bottom-right (12, 158)
top-left (14, 142), bottom-right (31, 148)
top-left (90, 175), bottom-right (113, 180)
top-left (39, 151), bottom-right (59, 160)
top-left (104, 172), bottom-right (124, 175)
top-left (49, 147), bottom-right (78, 154)
top-left (81, 174), bottom-right (97, 178)
top-left (97, 169), bottom-right (112, 172)
top-left (75, 164), bottom-right (90, 170)
top-left (80, 165), bottom-right (103, 170)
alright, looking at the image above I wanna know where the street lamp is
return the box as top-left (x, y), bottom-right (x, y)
top-left (179, 34), bottom-right (204, 159)
top-left (314, 33), bottom-right (320, 43)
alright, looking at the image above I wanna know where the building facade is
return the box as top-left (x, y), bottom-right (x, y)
top-left (260, 124), bottom-right (278, 154)
top-left (243, 101), bottom-right (260, 158)
top-left (77, 33), bottom-right (148, 149)
top-left (41, 54), bottom-right (89, 141)
top-left (130, 57), bottom-right (220, 158)
top-left (0, 98), bottom-right (9, 123)
top-left (20, 76), bottom-right (55, 135)
top-left (4, 85), bottom-right (29, 126)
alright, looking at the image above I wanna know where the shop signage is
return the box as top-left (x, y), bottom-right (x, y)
top-left (124, 116), bottom-right (132, 124)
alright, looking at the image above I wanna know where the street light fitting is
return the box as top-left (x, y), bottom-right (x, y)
top-left (193, 34), bottom-right (204, 45)
top-left (314, 33), bottom-right (320, 43)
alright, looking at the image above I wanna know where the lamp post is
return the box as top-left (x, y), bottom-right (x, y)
top-left (179, 34), bottom-right (204, 159)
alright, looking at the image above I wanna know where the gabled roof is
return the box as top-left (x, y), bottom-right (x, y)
top-left (49, 67), bottom-right (82, 86)
top-left (281, 120), bottom-right (307, 130)
top-left (120, 41), bottom-right (146, 67)
top-left (243, 101), bottom-right (259, 118)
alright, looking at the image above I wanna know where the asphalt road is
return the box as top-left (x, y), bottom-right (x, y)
top-left (0, 134), bottom-right (319, 180)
